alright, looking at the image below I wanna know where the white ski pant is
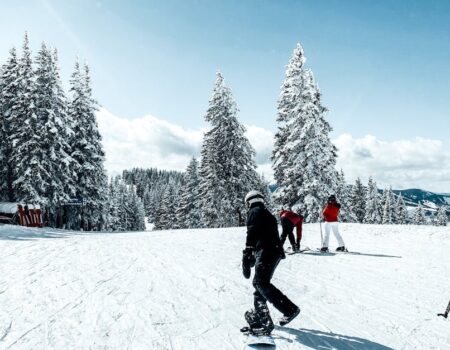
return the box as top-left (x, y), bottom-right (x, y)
top-left (322, 222), bottom-right (345, 248)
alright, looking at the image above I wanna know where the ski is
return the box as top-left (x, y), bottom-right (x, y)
top-left (314, 248), bottom-right (349, 253)
top-left (287, 246), bottom-right (311, 255)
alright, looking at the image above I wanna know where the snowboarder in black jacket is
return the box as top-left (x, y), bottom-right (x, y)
top-left (241, 190), bottom-right (300, 335)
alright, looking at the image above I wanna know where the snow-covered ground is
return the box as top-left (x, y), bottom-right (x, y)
top-left (1, 223), bottom-right (450, 349)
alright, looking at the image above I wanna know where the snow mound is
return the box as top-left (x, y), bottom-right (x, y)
top-left (1, 223), bottom-right (450, 349)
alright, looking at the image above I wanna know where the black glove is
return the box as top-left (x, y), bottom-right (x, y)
top-left (242, 248), bottom-right (255, 279)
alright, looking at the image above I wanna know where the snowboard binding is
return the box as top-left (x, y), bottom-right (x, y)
top-left (241, 308), bottom-right (274, 335)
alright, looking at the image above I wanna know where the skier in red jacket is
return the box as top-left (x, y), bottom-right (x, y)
top-left (279, 210), bottom-right (303, 252)
top-left (321, 195), bottom-right (346, 252)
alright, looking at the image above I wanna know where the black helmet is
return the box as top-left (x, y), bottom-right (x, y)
top-left (328, 195), bottom-right (336, 203)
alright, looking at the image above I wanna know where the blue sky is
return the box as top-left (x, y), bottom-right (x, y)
top-left (2, 0), bottom-right (450, 191)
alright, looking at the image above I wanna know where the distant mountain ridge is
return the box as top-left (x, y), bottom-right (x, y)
top-left (269, 185), bottom-right (449, 211)
top-left (391, 188), bottom-right (450, 210)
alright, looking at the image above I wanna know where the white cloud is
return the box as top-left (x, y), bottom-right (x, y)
top-left (244, 124), bottom-right (274, 178)
top-left (334, 134), bottom-right (450, 192)
top-left (96, 108), bottom-right (274, 177)
top-left (97, 109), bottom-right (450, 192)
top-left (96, 108), bottom-right (204, 174)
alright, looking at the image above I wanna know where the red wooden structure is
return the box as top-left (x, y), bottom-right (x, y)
top-left (0, 203), bottom-right (43, 227)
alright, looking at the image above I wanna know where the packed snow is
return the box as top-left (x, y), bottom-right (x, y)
top-left (1, 223), bottom-right (450, 349)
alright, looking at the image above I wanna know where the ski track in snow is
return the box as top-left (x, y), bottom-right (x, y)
top-left (0, 223), bottom-right (449, 349)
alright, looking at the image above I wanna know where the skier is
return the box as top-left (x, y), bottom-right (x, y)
top-left (241, 190), bottom-right (300, 335)
top-left (320, 195), bottom-right (346, 252)
top-left (279, 210), bottom-right (303, 252)
top-left (438, 300), bottom-right (450, 318)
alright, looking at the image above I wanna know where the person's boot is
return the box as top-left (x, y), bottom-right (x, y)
top-left (256, 302), bottom-right (274, 334)
top-left (336, 246), bottom-right (347, 252)
top-left (320, 247), bottom-right (329, 253)
top-left (292, 245), bottom-right (298, 252)
top-left (295, 242), bottom-right (300, 251)
top-left (245, 308), bottom-right (273, 335)
top-left (438, 312), bottom-right (448, 319)
top-left (279, 306), bottom-right (300, 326)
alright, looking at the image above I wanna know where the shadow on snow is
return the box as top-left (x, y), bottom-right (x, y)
top-left (300, 250), bottom-right (401, 259)
top-left (0, 224), bottom-right (135, 241)
top-left (276, 326), bottom-right (394, 350)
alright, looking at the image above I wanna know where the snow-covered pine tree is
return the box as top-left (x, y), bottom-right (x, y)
top-left (271, 43), bottom-right (338, 222)
top-left (198, 133), bottom-right (220, 227)
top-left (389, 188), bottom-right (399, 224)
top-left (335, 169), bottom-right (351, 222)
top-left (33, 43), bottom-right (74, 226)
top-left (51, 48), bottom-right (77, 205)
top-left (412, 204), bottom-right (426, 225)
top-left (434, 206), bottom-right (447, 226)
top-left (271, 43), bottom-right (306, 209)
top-left (177, 157), bottom-right (200, 229)
top-left (11, 33), bottom-right (44, 205)
top-left (134, 191), bottom-right (146, 231)
top-left (0, 48), bottom-right (20, 201)
top-left (69, 61), bottom-right (108, 230)
top-left (143, 187), bottom-right (157, 221)
top-left (154, 184), bottom-right (177, 230)
top-left (152, 191), bottom-right (164, 231)
top-left (349, 177), bottom-right (366, 223)
top-left (117, 178), bottom-right (131, 231)
top-left (381, 187), bottom-right (395, 224)
top-left (364, 177), bottom-right (381, 224)
top-left (127, 185), bottom-right (146, 231)
top-left (106, 176), bottom-right (121, 231)
top-left (259, 174), bottom-right (274, 215)
top-left (395, 193), bottom-right (408, 224)
top-left (198, 72), bottom-right (260, 228)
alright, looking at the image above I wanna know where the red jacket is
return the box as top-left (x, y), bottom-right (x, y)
top-left (322, 203), bottom-right (340, 222)
top-left (280, 210), bottom-right (303, 237)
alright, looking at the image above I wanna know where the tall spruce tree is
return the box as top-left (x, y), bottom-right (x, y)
top-left (271, 43), bottom-right (338, 222)
top-left (335, 169), bottom-right (351, 222)
top-left (395, 193), bottom-right (408, 224)
top-left (33, 43), bottom-right (75, 225)
top-left (0, 48), bottom-right (20, 201)
top-left (177, 157), bottom-right (200, 229)
top-left (413, 204), bottom-right (426, 225)
top-left (52, 49), bottom-right (77, 203)
top-left (271, 44), bottom-right (306, 209)
top-left (128, 186), bottom-right (146, 231)
top-left (69, 61), bottom-right (108, 230)
top-left (434, 206), bottom-right (448, 226)
top-left (349, 177), bottom-right (366, 223)
top-left (381, 187), bottom-right (396, 224)
top-left (11, 33), bottom-right (43, 204)
top-left (259, 174), bottom-right (274, 215)
top-left (364, 177), bottom-right (381, 224)
top-left (198, 72), bottom-right (260, 228)
top-left (107, 176), bottom-right (121, 231)
top-left (154, 184), bottom-right (177, 230)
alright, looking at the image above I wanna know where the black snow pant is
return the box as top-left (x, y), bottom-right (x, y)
top-left (280, 218), bottom-right (296, 248)
top-left (252, 251), bottom-right (298, 318)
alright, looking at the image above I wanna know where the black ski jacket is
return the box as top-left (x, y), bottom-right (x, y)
top-left (245, 203), bottom-right (284, 258)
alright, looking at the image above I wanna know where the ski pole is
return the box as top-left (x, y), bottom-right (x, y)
top-left (319, 221), bottom-right (323, 247)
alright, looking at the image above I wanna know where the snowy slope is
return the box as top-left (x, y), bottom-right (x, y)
top-left (1, 223), bottom-right (450, 349)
